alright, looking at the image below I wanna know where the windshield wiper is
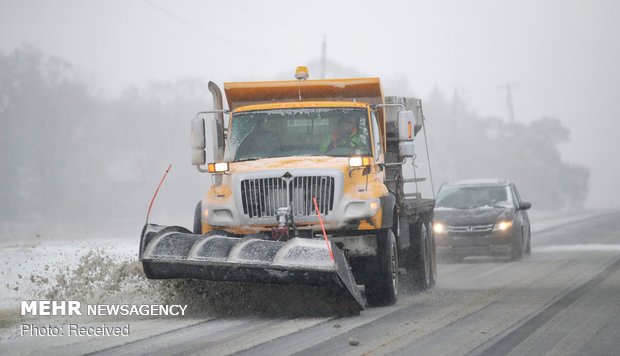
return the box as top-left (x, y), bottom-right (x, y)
top-left (234, 157), bottom-right (262, 162)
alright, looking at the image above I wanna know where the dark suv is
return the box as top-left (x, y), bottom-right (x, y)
top-left (433, 179), bottom-right (531, 262)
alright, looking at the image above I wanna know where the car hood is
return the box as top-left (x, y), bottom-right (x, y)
top-left (434, 207), bottom-right (513, 226)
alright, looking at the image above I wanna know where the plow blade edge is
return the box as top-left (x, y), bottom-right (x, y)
top-left (139, 224), bottom-right (366, 311)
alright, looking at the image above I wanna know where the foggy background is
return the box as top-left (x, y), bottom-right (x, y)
top-left (0, 0), bottom-right (618, 240)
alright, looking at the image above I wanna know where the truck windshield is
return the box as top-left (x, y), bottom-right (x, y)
top-left (436, 185), bottom-right (513, 209)
top-left (225, 107), bottom-right (371, 161)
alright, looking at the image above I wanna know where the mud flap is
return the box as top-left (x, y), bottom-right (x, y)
top-left (140, 224), bottom-right (366, 312)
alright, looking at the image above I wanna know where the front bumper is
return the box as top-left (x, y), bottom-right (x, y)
top-left (435, 230), bottom-right (516, 257)
top-left (203, 167), bottom-right (385, 233)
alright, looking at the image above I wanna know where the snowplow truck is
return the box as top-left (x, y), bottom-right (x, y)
top-left (139, 68), bottom-right (436, 313)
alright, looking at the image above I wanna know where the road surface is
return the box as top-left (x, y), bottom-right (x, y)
top-left (1, 210), bottom-right (619, 355)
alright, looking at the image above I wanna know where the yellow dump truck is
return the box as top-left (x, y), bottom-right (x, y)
top-left (139, 68), bottom-right (436, 313)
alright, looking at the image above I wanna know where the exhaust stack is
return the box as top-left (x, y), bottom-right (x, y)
top-left (208, 81), bottom-right (225, 161)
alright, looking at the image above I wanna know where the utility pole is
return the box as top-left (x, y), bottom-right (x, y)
top-left (320, 36), bottom-right (327, 79)
top-left (452, 89), bottom-right (459, 122)
top-left (451, 89), bottom-right (458, 139)
top-left (499, 83), bottom-right (519, 123)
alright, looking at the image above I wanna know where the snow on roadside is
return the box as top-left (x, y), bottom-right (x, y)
top-left (0, 236), bottom-right (347, 341)
top-left (0, 238), bottom-right (233, 343)
top-left (0, 239), bottom-right (234, 314)
top-left (1, 239), bottom-right (140, 310)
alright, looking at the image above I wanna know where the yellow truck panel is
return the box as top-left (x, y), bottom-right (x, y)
top-left (224, 78), bottom-right (384, 110)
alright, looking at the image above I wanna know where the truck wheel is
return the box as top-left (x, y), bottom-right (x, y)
top-left (413, 222), bottom-right (433, 289)
top-left (365, 229), bottom-right (398, 306)
top-left (193, 201), bottom-right (202, 234)
top-left (427, 222), bottom-right (437, 287)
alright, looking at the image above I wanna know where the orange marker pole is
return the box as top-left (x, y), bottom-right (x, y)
top-left (313, 197), bottom-right (334, 263)
top-left (145, 164), bottom-right (172, 225)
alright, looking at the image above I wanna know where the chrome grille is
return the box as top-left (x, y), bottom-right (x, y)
top-left (447, 225), bottom-right (468, 233)
top-left (241, 176), bottom-right (335, 218)
top-left (241, 178), bottom-right (288, 219)
top-left (471, 224), bottom-right (494, 232)
top-left (447, 224), bottom-right (494, 233)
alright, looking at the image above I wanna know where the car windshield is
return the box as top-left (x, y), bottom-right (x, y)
top-left (436, 185), bottom-right (513, 209)
top-left (224, 107), bottom-right (371, 162)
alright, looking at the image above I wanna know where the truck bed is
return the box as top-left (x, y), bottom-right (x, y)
top-left (403, 196), bottom-right (435, 222)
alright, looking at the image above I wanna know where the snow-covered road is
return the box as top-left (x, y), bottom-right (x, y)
top-left (1, 209), bottom-right (617, 355)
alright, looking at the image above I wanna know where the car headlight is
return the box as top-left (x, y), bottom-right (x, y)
top-left (433, 222), bottom-right (446, 234)
top-left (494, 220), bottom-right (513, 232)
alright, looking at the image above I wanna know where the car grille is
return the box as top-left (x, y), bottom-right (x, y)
top-left (447, 224), bottom-right (494, 233)
top-left (240, 176), bottom-right (335, 218)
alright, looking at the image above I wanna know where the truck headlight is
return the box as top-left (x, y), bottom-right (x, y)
top-left (494, 220), bottom-right (513, 232)
top-left (207, 162), bottom-right (229, 173)
top-left (349, 156), bottom-right (371, 167)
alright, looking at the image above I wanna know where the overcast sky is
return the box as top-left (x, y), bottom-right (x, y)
top-left (1, 0), bottom-right (618, 208)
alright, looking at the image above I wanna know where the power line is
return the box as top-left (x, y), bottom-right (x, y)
top-left (220, 1), bottom-right (379, 71)
top-left (143, 1), bottom-right (380, 75)
top-left (142, 0), bottom-right (291, 64)
top-left (225, 0), bottom-right (324, 38)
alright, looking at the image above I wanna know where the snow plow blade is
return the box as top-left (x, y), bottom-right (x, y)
top-left (139, 224), bottom-right (366, 312)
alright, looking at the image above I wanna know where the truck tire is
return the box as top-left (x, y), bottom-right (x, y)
top-left (413, 222), bottom-right (434, 289)
top-left (427, 222), bottom-right (437, 287)
top-left (365, 229), bottom-right (398, 306)
top-left (193, 201), bottom-right (202, 234)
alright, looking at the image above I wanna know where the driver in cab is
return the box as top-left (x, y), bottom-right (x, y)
top-left (320, 115), bottom-right (364, 154)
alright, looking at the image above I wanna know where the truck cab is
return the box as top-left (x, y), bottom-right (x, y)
top-left (200, 102), bottom-right (391, 238)
top-left (196, 77), bottom-right (397, 251)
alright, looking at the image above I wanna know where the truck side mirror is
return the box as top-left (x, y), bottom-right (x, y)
top-left (191, 117), bottom-right (206, 165)
top-left (518, 202), bottom-right (532, 210)
top-left (397, 110), bottom-right (415, 157)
